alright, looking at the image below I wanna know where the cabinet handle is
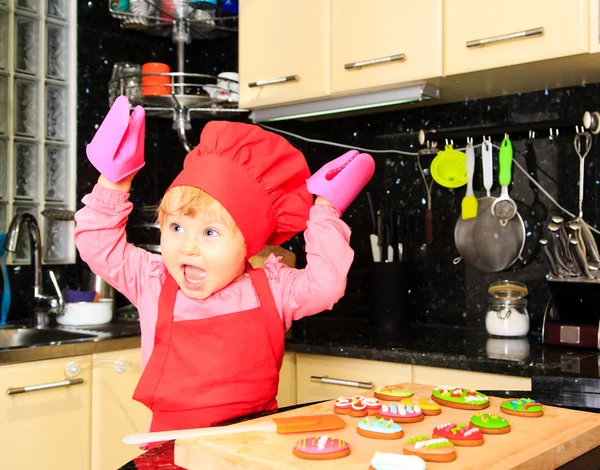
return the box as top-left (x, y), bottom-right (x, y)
top-left (6, 378), bottom-right (84, 396)
top-left (248, 75), bottom-right (299, 88)
top-left (466, 27), bottom-right (543, 48)
top-left (310, 375), bottom-right (373, 389)
top-left (344, 53), bottom-right (406, 70)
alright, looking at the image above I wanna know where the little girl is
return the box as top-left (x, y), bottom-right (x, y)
top-left (75, 97), bottom-right (374, 445)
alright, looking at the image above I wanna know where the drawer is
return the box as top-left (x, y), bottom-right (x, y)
top-left (444, 0), bottom-right (590, 75)
top-left (296, 353), bottom-right (412, 404)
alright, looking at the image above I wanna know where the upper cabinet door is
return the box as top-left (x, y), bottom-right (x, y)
top-left (444, 0), bottom-right (590, 76)
top-left (239, 0), bottom-right (330, 109)
top-left (331, 0), bottom-right (443, 94)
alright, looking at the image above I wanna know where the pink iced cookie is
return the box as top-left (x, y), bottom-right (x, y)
top-left (293, 435), bottom-right (351, 460)
top-left (376, 403), bottom-right (424, 423)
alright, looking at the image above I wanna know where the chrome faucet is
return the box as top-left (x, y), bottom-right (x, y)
top-left (4, 213), bottom-right (64, 328)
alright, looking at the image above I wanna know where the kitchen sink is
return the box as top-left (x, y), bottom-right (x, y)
top-left (0, 327), bottom-right (99, 349)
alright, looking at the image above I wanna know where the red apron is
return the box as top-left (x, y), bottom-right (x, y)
top-left (133, 265), bottom-right (284, 447)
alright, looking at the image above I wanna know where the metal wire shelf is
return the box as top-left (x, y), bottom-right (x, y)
top-left (109, 0), bottom-right (238, 41)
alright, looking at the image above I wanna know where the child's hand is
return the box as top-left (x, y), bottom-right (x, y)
top-left (306, 150), bottom-right (375, 214)
top-left (86, 96), bottom-right (146, 183)
top-left (314, 196), bottom-right (333, 207)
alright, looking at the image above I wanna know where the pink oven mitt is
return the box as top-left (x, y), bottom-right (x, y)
top-left (86, 96), bottom-right (146, 183)
top-left (306, 149), bottom-right (375, 214)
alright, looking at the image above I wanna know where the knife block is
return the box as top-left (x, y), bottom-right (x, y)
top-left (543, 279), bottom-right (600, 350)
top-left (369, 262), bottom-right (408, 333)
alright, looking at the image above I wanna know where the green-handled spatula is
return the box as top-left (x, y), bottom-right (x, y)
top-left (491, 136), bottom-right (518, 226)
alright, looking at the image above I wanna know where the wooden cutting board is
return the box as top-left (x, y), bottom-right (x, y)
top-left (174, 383), bottom-right (600, 469)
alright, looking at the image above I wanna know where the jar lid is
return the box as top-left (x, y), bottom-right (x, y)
top-left (488, 280), bottom-right (529, 300)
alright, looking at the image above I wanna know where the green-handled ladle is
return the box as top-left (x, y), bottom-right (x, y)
top-left (491, 135), bottom-right (518, 226)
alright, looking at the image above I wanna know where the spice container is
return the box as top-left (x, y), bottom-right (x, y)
top-left (485, 280), bottom-right (530, 338)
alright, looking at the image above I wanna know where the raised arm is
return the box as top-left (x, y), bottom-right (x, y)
top-left (75, 96), bottom-right (158, 307)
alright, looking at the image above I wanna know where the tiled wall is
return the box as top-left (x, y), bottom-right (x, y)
top-left (7, 2), bottom-right (600, 335)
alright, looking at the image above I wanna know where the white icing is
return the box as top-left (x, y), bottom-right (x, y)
top-left (464, 395), bottom-right (488, 403)
top-left (414, 438), bottom-right (449, 449)
top-left (316, 435), bottom-right (329, 450)
top-left (370, 452), bottom-right (427, 470)
top-left (436, 422), bottom-right (454, 430)
top-left (464, 427), bottom-right (480, 437)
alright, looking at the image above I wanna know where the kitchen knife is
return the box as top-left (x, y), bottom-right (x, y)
top-left (122, 414), bottom-right (346, 445)
top-left (569, 239), bottom-right (593, 279)
top-left (578, 217), bottom-right (600, 264)
top-left (551, 216), bottom-right (573, 263)
top-left (567, 222), bottom-right (587, 259)
top-left (548, 224), bottom-right (576, 276)
top-left (539, 239), bottom-right (561, 278)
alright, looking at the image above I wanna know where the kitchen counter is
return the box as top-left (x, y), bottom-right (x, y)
top-left (0, 321), bottom-right (141, 365)
top-left (3, 316), bottom-right (599, 382)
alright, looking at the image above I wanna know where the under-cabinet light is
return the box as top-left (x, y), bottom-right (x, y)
top-left (249, 83), bottom-right (439, 122)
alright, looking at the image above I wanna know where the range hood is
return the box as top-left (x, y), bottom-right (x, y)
top-left (249, 83), bottom-right (439, 123)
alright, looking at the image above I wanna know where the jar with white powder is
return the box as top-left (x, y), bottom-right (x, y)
top-left (485, 280), bottom-right (530, 338)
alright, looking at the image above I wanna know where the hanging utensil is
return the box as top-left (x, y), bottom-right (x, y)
top-left (430, 142), bottom-right (467, 189)
top-left (572, 129), bottom-right (600, 264)
top-left (491, 135), bottom-right (518, 226)
top-left (471, 137), bottom-right (525, 273)
top-left (417, 150), bottom-right (434, 244)
top-left (454, 138), bottom-right (495, 272)
top-left (461, 138), bottom-right (477, 219)
top-left (523, 132), bottom-right (548, 223)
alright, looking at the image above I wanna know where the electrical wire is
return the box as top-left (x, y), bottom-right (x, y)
top-left (260, 124), bottom-right (600, 235)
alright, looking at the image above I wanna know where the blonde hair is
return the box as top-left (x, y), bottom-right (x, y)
top-left (157, 186), bottom-right (239, 233)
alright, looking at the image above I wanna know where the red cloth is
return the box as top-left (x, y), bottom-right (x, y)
top-left (132, 264), bottom-right (284, 448)
top-left (168, 121), bottom-right (313, 257)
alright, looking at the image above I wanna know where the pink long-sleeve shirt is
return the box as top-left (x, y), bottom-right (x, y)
top-left (74, 185), bottom-right (354, 369)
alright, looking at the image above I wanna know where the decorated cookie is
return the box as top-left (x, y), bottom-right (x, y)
top-left (432, 422), bottom-right (484, 446)
top-left (374, 384), bottom-right (414, 401)
top-left (334, 396), bottom-right (380, 417)
top-left (403, 436), bottom-right (456, 463)
top-left (401, 396), bottom-right (442, 416)
top-left (369, 452), bottom-right (427, 470)
top-left (356, 416), bottom-right (404, 440)
top-left (470, 412), bottom-right (511, 434)
top-left (293, 435), bottom-right (351, 460)
top-left (376, 403), bottom-right (424, 423)
top-left (500, 398), bottom-right (544, 418)
top-left (431, 385), bottom-right (490, 410)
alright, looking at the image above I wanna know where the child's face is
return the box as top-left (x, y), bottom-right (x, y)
top-left (160, 193), bottom-right (247, 300)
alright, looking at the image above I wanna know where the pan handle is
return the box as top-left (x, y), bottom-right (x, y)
top-left (425, 208), bottom-right (433, 245)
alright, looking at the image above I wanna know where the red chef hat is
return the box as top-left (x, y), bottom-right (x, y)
top-left (167, 121), bottom-right (313, 257)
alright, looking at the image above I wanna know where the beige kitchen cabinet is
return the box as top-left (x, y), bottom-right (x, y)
top-left (0, 356), bottom-right (92, 470)
top-left (296, 353), bottom-right (412, 404)
top-left (444, 0), bottom-right (590, 76)
top-left (91, 348), bottom-right (151, 470)
top-left (413, 365), bottom-right (531, 391)
top-left (238, 0), bottom-right (330, 109)
top-left (331, 0), bottom-right (442, 94)
top-left (276, 351), bottom-right (297, 407)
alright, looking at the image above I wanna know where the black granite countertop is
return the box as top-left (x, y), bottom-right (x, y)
top-left (286, 317), bottom-right (600, 381)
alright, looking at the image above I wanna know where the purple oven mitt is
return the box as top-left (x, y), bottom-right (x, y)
top-left (306, 149), bottom-right (375, 214)
top-left (86, 96), bottom-right (146, 183)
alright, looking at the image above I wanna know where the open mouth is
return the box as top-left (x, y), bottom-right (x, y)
top-left (183, 265), bottom-right (207, 289)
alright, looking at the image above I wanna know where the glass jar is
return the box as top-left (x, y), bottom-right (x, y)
top-left (485, 280), bottom-right (530, 338)
top-left (485, 298), bottom-right (530, 338)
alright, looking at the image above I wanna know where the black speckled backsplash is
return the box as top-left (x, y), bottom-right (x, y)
top-left (7, 2), bottom-right (600, 337)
